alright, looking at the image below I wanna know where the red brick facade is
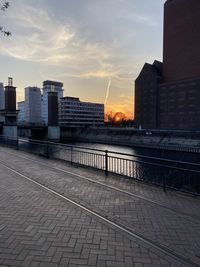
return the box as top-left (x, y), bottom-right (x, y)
top-left (135, 0), bottom-right (200, 129)
top-left (163, 0), bottom-right (200, 82)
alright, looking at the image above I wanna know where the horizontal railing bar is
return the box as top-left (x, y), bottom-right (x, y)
top-left (107, 157), bottom-right (200, 174)
top-left (1, 135), bottom-right (200, 171)
top-left (0, 136), bottom-right (200, 195)
top-left (48, 144), bottom-right (200, 168)
top-left (26, 138), bottom-right (200, 168)
top-left (50, 148), bottom-right (200, 174)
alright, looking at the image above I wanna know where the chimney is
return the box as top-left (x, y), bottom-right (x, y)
top-left (48, 91), bottom-right (58, 126)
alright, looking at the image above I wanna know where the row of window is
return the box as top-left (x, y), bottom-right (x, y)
top-left (60, 110), bottom-right (103, 115)
top-left (60, 102), bottom-right (103, 107)
top-left (59, 119), bottom-right (103, 123)
top-left (60, 106), bottom-right (103, 111)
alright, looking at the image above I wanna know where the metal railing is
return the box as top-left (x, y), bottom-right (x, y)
top-left (0, 135), bottom-right (200, 196)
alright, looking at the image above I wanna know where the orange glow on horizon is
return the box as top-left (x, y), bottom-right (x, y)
top-left (106, 108), bottom-right (134, 120)
top-left (106, 99), bottom-right (134, 120)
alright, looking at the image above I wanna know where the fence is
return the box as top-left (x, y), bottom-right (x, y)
top-left (0, 135), bottom-right (200, 195)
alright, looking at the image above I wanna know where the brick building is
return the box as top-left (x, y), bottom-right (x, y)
top-left (135, 61), bottom-right (162, 129)
top-left (135, 0), bottom-right (200, 130)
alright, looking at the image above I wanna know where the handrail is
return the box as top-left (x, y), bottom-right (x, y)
top-left (15, 137), bottom-right (200, 168)
top-left (0, 135), bottom-right (200, 168)
top-left (0, 135), bottom-right (200, 195)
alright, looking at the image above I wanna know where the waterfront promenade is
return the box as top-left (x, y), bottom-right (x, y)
top-left (0, 147), bottom-right (200, 267)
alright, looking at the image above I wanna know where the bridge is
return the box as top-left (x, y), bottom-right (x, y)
top-left (0, 141), bottom-right (200, 266)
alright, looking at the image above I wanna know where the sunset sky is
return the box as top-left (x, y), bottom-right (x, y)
top-left (0, 0), bottom-right (165, 118)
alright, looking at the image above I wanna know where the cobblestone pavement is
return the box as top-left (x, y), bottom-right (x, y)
top-left (0, 147), bottom-right (199, 266)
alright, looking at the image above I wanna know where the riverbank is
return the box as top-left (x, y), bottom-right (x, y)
top-left (60, 127), bottom-right (200, 153)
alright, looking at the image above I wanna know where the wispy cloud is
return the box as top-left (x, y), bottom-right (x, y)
top-left (104, 79), bottom-right (112, 106)
top-left (0, 0), bottom-right (163, 117)
top-left (118, 12), bottom-right (158, 26)
top-left (0, 4), bottom-right (74, 62)
top-left (0, 2), bottom-right (121, 79)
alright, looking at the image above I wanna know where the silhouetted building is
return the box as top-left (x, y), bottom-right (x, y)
top-left (0, 83), bottom-right (5, 122)
top-left (135, 61), bottom-right (162, 129)
top-left (163, 0), bottom-right (200, 82)
top-left (42, 80), bottom-right (63, 124)
top-left (135, 0), bottom-right (200, 130)
top-left (48, 92), bottom-right (58, 126)
top-left (0, 78), bottom-right (18, 125)
top-left (5, 77), bottom-right (16, 112)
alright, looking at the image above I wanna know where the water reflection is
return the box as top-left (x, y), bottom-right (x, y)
top-left (64, 141), bottom-right (200, 163)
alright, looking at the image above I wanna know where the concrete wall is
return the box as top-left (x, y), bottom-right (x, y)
top-left (48, 126), bottom-right (60, 141)
top-left (3, 126), bottom-right (17, 138)
top-left (60, 127), bottom-right (200, 151)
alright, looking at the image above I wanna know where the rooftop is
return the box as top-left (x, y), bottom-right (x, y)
top-left (43, 80), bottom-right (63, 87)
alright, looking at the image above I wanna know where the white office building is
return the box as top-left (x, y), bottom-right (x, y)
top-left (17, 101), bottom-right (25, 123)
top-left (59, 97), bottom-right (104, 127)
top-left (25, 87), bottom-right (42, 124)
top-left (42, 80), bottom-right (63, 124)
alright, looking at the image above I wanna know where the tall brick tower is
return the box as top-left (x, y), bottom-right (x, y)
top-left (135, 0), bottom-right (200, 130)
top-left (47, 91), bottom-right (60, 141)
top-left (0, 77), bottom-right (18, 137)
top-left (163, 0), bottom-right (200, 82)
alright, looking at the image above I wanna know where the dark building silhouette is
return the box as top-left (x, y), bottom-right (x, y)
top-left (5, 77), bottom-right (16, 111)
top-left (48, 91), bottom-right (58, 126)
top-left (163, 0), bottom-right (200, 82)
top-left (0, 77), bottom-right (18, 125)
top-left (135, 61), bottom-right (162, 129)
top-left (135, 0), bottom-right (200, 130)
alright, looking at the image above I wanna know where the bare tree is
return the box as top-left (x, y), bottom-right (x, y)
top-left (0, 1), bottom-right (11, 36)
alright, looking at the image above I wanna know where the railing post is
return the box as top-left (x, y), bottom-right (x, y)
top-left (16, 137), bottom-right (19, 151)
top-left (163, 175), bottom-right (167, 192)
top-left (105, 150), bottom-right (108, 176)
top-left (70, 146), bottom-right (73, 165)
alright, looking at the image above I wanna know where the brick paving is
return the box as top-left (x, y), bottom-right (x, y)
top-left (0, 147), bottom-right (199, 266)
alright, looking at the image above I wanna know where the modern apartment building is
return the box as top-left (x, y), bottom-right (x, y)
top-left (17, 101), bottom-right (25, 123)
top-left (59, 97), bottom-right (104, 127)
top-left (25, 87), bottom-right (42, 124)
top-left (42, 80), bottom-right (63, 124)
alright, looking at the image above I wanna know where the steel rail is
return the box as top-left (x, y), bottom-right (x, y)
top-left (1, 148), bottom-right (200, 223)
top-left (0, 159), bottom-right (198, 267)
top-left (0, 137), bottom-right (200, 194)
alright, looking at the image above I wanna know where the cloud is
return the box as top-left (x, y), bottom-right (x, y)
top-left (0, 2), bottom-right (122, 79)
top-left (0, 1), bottom-right (159, 83)
top-left (118, 12), bottom-right (158, 26)
top-left (0, 0), bottom-right (162, 119)
top-left (0, 3), bottom-right (74, 62)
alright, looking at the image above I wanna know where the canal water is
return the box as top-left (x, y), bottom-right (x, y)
top-left (63, 141), bottom-right (200, 164)
top-left (4, 137), bottom-right (200, 194)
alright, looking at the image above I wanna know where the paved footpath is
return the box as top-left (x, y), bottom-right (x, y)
top-left (0, 147), bottom-right (199, 266)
